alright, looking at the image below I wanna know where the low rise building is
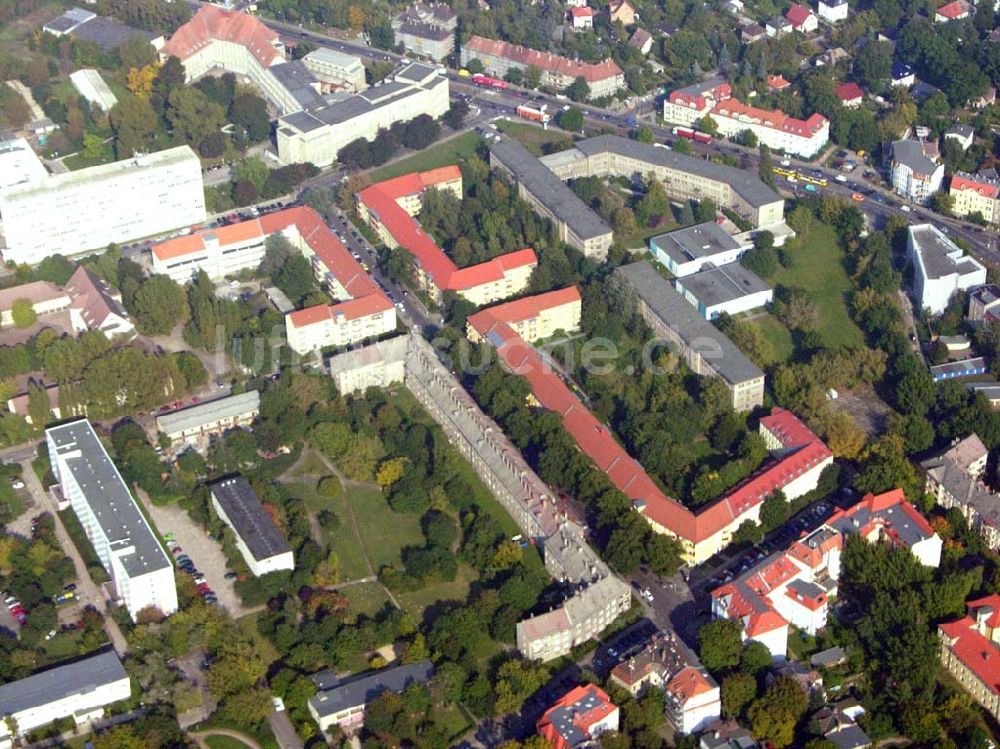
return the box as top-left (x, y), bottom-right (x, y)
top-left (649, 222), bottom-right (751, 276)
top-left (674, 263), bottom-right (773, 319)
top-left (891, 62), bottom-right (915, 87)
top-left (155, 390), bottom-right (261, 447)
top-left (936, 0), bottom-right (973, 21)
top-left (46, 419), bottom-right (177, 620)
top-left (939, 594), bottom-right (1000, 723)
top-left (65, 266), bottom-right (134, 338)
top-left (818, 0), bottom-right (849, 23)
top-left (43, 7), bottom-right (163, 50)
top-left (538, 684), bottom-right (619, 749)
top-left (570, 6), bottom-right (595, 29)
top-left (923, 434), bottom-right (1000, 548)
top-left (276, 63), bottom-right (449, 168)
top-left (908, 223), bottom-right (986, 315)
top-left (950, 171), bottom-right (1000, 224)
top-left (930, 356), bottom-right (988, 381)
top-left (945, 123), bottom-right (975, 151)
top-left (662, 78), bottom-right (732, 127)
top-left (891, 140), bottom-right (945, 204)
top-left (461, 36), bottom-right (625, 99)
top-left (608, 0), bottom-right (636, 25)
top-left (301, 48), bottom-right (367, 92)
top-left (969, 283), bottom-right (1000, 321)
top-left (392, 3), bottom-right (457, 60)
top-left (609, 633), bottom-right (720, 733)
top-left (308, 661), bottom-right (434, 732)
top-left (69, 68), bottom-right (117, 111)
top-left (210, 475), bottom-right (294, 576)
top-left (628, 28), bottom-right (653, 54)
top-left (709, 100), bottom-right (829, 157)
top-left (835, 82), bottom-right (864, 108)
top-left (0, 280), bottom-right (70, 326)
top-left (6, 383), bottom-right (70, 426)
top-left (0, 650), bottom-right (131, 746)
top-left (466, 286), bottom-right (582, 344)
top-left (151, 222), bottom-right (270, 283)
top-left (0, 146), bottom-right (205, 266)
top-left (765, 17), bottom-right (792, 36)
top-left (785, 3), bottom-right (818, 32)
top-left (0, 135), bottom-right (47, 195)
top-left (326, 334), bottom-right (409, 395)
top-left (357, 165), bottom-right (538, 303)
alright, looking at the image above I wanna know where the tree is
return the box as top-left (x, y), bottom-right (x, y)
top-left (824, 411), bottom-right (866, 459)
top-left (82, 133), bottom-right (105, 160)
top-left (524, 65), bottom-right (542, 89)
top-left (758, 143), bottom-right (776, 189)
top-left (759, 491), bottom-right (789, 532)
top-left (930, 191), bottom-right (955, 216)
top-left (566, 76), bottom-right (591, 102)
top-left (166, 87), bottom-right (225, 146)
top-left (108, 95), bottom-right (158, 157)
top-left (199, 131), bottom-right (226, 158)
top-left (230, 93), bottom-right (271, 142)
top-left (853, 40), bottom-right (893, 92)
top-left (402, 114), bottom-right (440, 150)
top-left (559, 107), bottom-right (584, 131)
top-left (26, 380), bottom-right (52, 428)
top-left (636, 126), bottom-right (655, 143)
top-left (748, 701), bottom-right (797, 748)
top-left (722, 672), bottom-right (756, 719)
top-left (695, 115), bottom-right (719, 136)
top-left (376, 457), bottom-right (408, 488)
top-left (465, 59), bottom-right (485, 75)
top-left (10, 299), bottom-right (36, 328)
top-left (445, 100), bottom-right (470, 129)
top-left (132, 275), bottom-right (187, 335)
top-left (698, 619), bottom-right (743, 674)
top-left (118, 35), bottom-right (156, 70)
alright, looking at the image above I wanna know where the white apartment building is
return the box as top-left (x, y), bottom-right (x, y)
top-left (46, 420), bottom-right (178, 621)
top-left (286, 301), bottom-right (396, 354)
top-left (649, 221), bottom-right (751, 277)
top-left (210, 476), bottom-right (294, 577)
top-left (0, 146), bottom-right (205, 266)
top-left (0, 651), bottom-right (131, 747)
top-left (151, 223), bottom-right (270, 283)
top-left (276, 63), bottom-right (449, 168)
top-left (908, 223), bottom-right (987, 315)
top-left (0, 136), bottom-right (47, 195)
top-left (891, 140), bottom-right (945, 204)
top-left (662, 79), bottom-right (732, 127)
top-left (326, 335), bottom-right (409, 395)
top-left (302, 47), bottom-right (367, 92)
top-left (710, 100), bottom-right (830, 157)
top-left (155, 390), bottom-right (260, 447)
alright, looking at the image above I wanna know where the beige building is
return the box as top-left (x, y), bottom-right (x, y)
top-left (466, 286), bottom-right (582, 344)
top-left (951, 172), bottom-right (1000, 224)
top-left (326, 335), bottom-right (409, 395)
top-left (276, 63), bottom-right (449, 168)
top-left (0, 280), bottom-right (70, 326)
top-left (923, 434), bottom-right (1000, 549)
top-left (392, 3), bottom-right (457, 61)
top-left (156, 390), bottom-right (260, 448)
top-left (302, 48), bottom-right (367, 92)
top-left (940, 594), bottom-right (1000, 723)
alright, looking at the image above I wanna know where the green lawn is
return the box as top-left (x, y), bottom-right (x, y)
top-left (283, 451), bottom-right (331, 482)
top-left (293, 481), bottom-right (371, 581)
top-left (236, 610), bottom-right (280, 663)
top-left (368, 132), bottom-right (484, 181)
top-left (395, 563), bottom-right (478, 614)
top-left (341, 581), bottom-right (392, 618)
top-left (347, 485), bottom-right (425, 571)
top-left (496, 120), bottom-right (574, 156)
top-left (205, 736), bottom-right (257, 749)
top-left (766, 223), bottom-right (865, 356)
top-left (756, 312), bottom-right (796, 363)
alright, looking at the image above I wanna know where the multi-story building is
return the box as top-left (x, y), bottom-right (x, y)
top-left (616, 260), bottom-right (766, 411)
top-left (302, 48), bottom-right (367, 93)
top-left (923, 434), bottom-right (1000, 548)
top-left (46, 420), bottom-right (178, 620)
top-left (326, 334), bottom-right (409, 395)
top-left (391, 3), bottom-right (457, 61)
top-left (210, 476), bottom-right (294, 576)
top-left (461, 36), bottom-right (625, 99)
top-left (0, 280), bottom-right (70, 326)
top-left (489, 137), bottom-right (615, 260)
top-left (538, 684), bottom-right (619, 749)
top-left (969, 283), bottom-right (1000, 322)
top-left (0, 136), bottom-right (47, 195)
top-left (662, 79), bottom-right (732, 128)
top-left (709, 100), bottom-right (829, 157)
top-left (649, 222), bottom-right (752, 276)
top-left (537, 136), bottom-right (785, 230)
top-left (466, 286), bottom-right (582, 344)
top-left (0, 650), bottom-right (131, 747)
top-left (908, 223), bottom-right (987, 315)
top-left (713, 489), bottom-right (940, 659)
top-left (674, 263), bottom-right (773, 320)
top-left (155, 390), bottom-right (261, 448)
top-left (890, 140), bottom-right (945, 204)
top-left (0, 147), bottom-right (205, 265)
top-left (950, 172), bottom-right (1000, 224)
top-left (276, 63), bottom-right (449, 168)
top-left (609, 633), bottom-right (721, 734)
top-left (940, 595), bottom-right (1000, 722)
top-left (151, 220), bottom-right (271, 283)
top-left (161, 5), bottom-right (325, 114)
top-left (357, 166), bottom-right (537, 304)
top-left (308, 661), bottom-right (434, 731)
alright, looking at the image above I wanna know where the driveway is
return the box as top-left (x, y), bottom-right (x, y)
top-left (267, 710), bottom-right (305, 749)
top-left (134, 489), bottom-right (248, 617)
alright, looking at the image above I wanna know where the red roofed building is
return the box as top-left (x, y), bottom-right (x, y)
top-left (663, 78), bottom-right (732, 127)
top-left (936, 0), bottom-right (973, 21)
top-left (940, 594), bottom-right (1000, 721)
top-left (767, 74), bottom-right (792, 91)
top-left (467, 287), bottom-right (581, 344)
top-left (710, 99), bottom-right (829, 157)
top-left (835, 82), bottom-right (864, 108)
top-left (357, 167), bottom-right (537, 305)
top-left (538, 685), bottom-right (619, 749)
top-left (460, 36), bottom-right (625, 98)
top-left (785, 3), bottom-right (818, 32)
top-left (950, 171), bottom-right (1000, 224)
top-left (569, 6), bottom-right (594, 29)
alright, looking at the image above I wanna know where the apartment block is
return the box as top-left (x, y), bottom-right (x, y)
top-left (923, 434), bottom-right (1000, 549)
top-left (709, 100), bottom-right (829, 158)
top-left (392, 3), bottom-right (457, 61)
top-left (940, 594), bottom-right (1000, 722)
top-left (662, 78), bottom-right (733, 127)
top-left (357, 166), bottom-right (537, 304)
top-left (155, 390), bottom-right (261, 448)
top-left (950, 171), bottom-right (1000, 224)
top-left (466, 286), bottom-right (582, 344)
top-left (891, 140), bottom-right (945, 204)
top-left (0, 147), bottom-right (205, 265)
top-left (46, 420), bottom-right (177, 620)
top-left (210, 476), bottom-right (294, 576)
top-left (538, 685), bottom-right (619, 749)
top-left (908, 223), bottom-right (986, 315)
top-left (326, 334), bottom-right (409, 395)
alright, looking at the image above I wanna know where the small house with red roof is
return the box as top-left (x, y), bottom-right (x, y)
top-left (939, 595), bottom-right (1000, 721)
top-left (538, 685), bottom-right (619, 749)
top-left (835, 82), bottom-right (864, 108)
top-left (936, 0), bottom-right (973, 22)
top-left (767, 74), bottom-right (792, 92)
top-left (569, 6), bottom-right (594, 29)
top-left (785, 3), bottom-right (818, 33)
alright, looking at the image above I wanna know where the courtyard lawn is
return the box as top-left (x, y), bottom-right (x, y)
top-left (347, 485), bottom-right (425, 571)
top-left (756, 312), bottom-right (796, 363)
top-left (341, 581), bottom-right (393, 618)
top-left (496, 120), bottom-right (574, 156)
top-left (395, 563), bottom-right (478, 614)
top-left (294, 481), bottom-right (371, 581)
top-left (368, 132), bottom-right (483, 181)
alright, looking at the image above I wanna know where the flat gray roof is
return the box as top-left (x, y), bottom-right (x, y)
top-left (309, 661), bottom-right (434, 718)
top-left (0, 650), bottom-right (128, 717)
top-left (651, 221), bottom-right (744, 266)
top-left (489, 136), bottom-right (613, 241)
top-left (395, 62), bottom-right (439, 82)
top-left (304, 47), bottom-right (363, 71)
top-left (270, 61), bottom-right (325, 110)
top-left (573, 135), bottom-right (782, 210)
top-left (46, 420), bottom-right (171, 578)
top-left (893, 140), bottom-right (938, 176)
top-left (616, 260), bottom-right (765, 386)
top-left (676, 262), bottom-right (770, 308)
top-left (909, 223), bottom-right (985, 280)
top-left (210, 476), bottom-right (292, 562)
top-left (156, 390), bottom-right (260, 437)
top-left (72, 15), bottom-right (157, 49)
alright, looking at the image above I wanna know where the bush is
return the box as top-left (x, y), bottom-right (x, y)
top-left (317, 475), bottom-right (342, 498)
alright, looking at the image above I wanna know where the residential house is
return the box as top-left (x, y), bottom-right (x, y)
top-left (890, 140), bottom-right (945, 204)
top-left (818, 0), bottom-right (849, 23)
top-left (936, 0), bottom-right (973, 22)
top-left (767, 74), bottom-right (792, 91)
top-left (569, 6), bottom-right (594, 29)
top-left (974, 87), bottom-right (997, 108)
top-left (923, 434), bottom-right (1000, 548)
top-left (64, 266), bottom-right (134, 338)
top-left (662, 78), bottom-right (732, 127)
top-left (835, 82), bottom-right (864, 107)
top-left (939, 595), bottom-right (1000, 723)
top-left (816, 47), bottom-right (850, 66)
top-left (708, 100), bottom-right (830, 157)
top-left (950, 172), bottom-right (1000, 224)
top-left (538, 685), bottom-right (620, 749)
top-left (741, 23), bottom-right (766, 42)
top-left (891, 62), bottom-right (915, 87)
top-left (700, 728), bottom-right (759, 749)
top-left (945, 123), bottom-right (975, 151)
top-left (908, 223), bottom-right (986, 315)
top-left (785, 3), bottom-right (818, 32)
top-left (765, 16), bottom-right (792, 36)
top-left (722, 0), bottom-right (744, 13)
top-left (608, 0), bottom-right (636, 26)
top-left (308, 661), bottom-right (434, 731)
top-left (628, 28), bottom-right (653, 54)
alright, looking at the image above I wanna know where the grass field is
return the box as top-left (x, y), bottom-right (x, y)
top-left (395, 563), bottom-right (478, 614)
top-left (496, 120), bottom-right (574, 156)
top-left (294, 481), bottom-right (372, 581)
top-left (756, 313), bottom-right (796, 363)
top-left (341, 581), bottom-right (392, 618)
top-left (205, 736), bottom-right (257, 749)
top-left (762, 223), bottom-right (865, 358)
top-left (236, 611), bottom-right (280, 664)
top-left (369, 132), bottom-right (484, 181)
top-left (347, 485), bottom-right (425, 570)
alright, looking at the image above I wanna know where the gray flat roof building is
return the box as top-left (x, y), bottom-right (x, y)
top-left (270, 60), bottom-right (325, 110)
top-left (675, 263), bottom-right (771, 309)
top-left (155, 390), bottom-right (260, 440)
top-left (309, 661), bottom-right (434, 726)
top-left (210, 476), bottom-right (293, 570)
top-left (651, 221), bottom-right (745, 269)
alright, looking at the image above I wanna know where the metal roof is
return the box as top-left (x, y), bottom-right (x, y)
top-left (675, 263), bottom-right (770, 308)
top-left (0, 650), bottom-right (128, 717)
top-left (650, 221), bottom-right (745, 267)
top-left (210, 476), bottom-right (292, 562)
top-left (155, 390), bottom-right (260, 437)
top-left (309, 661), bottom-right (434, 718)
top-left (270, 61), bottom-right (325, 109)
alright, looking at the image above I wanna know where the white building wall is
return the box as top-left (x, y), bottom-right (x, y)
top-left (713, 114), bottom-right (830, 157)
top-left (10, 675), bottom-right (132, 735)
top-left (912, 534), bottom-right (943, 567)
top-left (152, 235), bottom-right (268, 283)
top-left (678, 688), bottom-right (721, 734)
top-left (210, 493), bottom-right (295, 577)
top-left (285, 308), bottom-right (398, 354)
top-left (891, 161), bottom-right (945, 204)
top-left (332, 358), bottom-right (406, 395)
top-left (818, 0), bottom-right (849, 21)
top-left (685, 286), bottom-right (773, 320)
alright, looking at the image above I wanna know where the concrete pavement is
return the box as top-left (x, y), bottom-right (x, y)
top-left (267, 711), bottom-right (305, 749)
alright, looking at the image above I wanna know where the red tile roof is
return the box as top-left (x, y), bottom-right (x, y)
top-left (668, 81), bottom-right (732, 110)
top-left (767, 74), bottom-right (791, 91)
top-left (785, 3), bottom-right (814, 27)
top-left (936, 0), bottom-right (971, 18)
top-left (968, 594), bottom-right (1000, 627)
top-left (951, 173), bottom-right (1000, 200)
top-left (358, 168), bottom-right (537, 293)
top-left (467, 287), bottom-right (580, 334)
top-left (666, 667), bottom-right (716, 701)
top-left (538, 684), bottom-right (617, 749)
top-left (570, 7), bottom-right (594, 17)
top-left (835, 82), bottom-right (864, 102)
top-left (162, 5), bottom-right (282, 67)
top-left (464, 36), bottom-right (623, 83)
top-left (828, 488), bottom-right (936, 541)
top-left (940, 616), bottom-right (1000, 695)
top-left (711, 100), bottom-right (829, 137)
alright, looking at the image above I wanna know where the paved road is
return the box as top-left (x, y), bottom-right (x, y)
top-left (19, 459), bottom-right (130, 655)
top-left (267, 710), bottom-right (305, 749)
top-left (189, 728), bottom-right (261, 749)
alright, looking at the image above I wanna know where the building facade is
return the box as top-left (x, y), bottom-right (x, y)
top-left (818, 0), bottom-right (849, 22)
top-left (538, 685), bottom-right (619, 749)
top-left (308, 661), bottom-right (434, 731)
top-left (0, 280), bottom-right (70, 326)
top-left (891, 140), bottom-right (945, 204)
top-left (939, 594), bottom-right (1000, 723)
top-left (0, 146), bottom-right (205, 265)
top-left (908, 223), bottom-right (987, 315)
top-left (302, 48), bottom-right (367, 92)
top-left (155, 390), bottom-right (261, 447)
top-left (46, 420), bottom-right (178, 620)
top-left (923, 435), bottom-right (1000, 549)
top-left (650, 222), bottom-right (752, 276)
top-left (326, 334), bottom-right (409, 395)
top-left (466, 286), bottom-right (582, 344)
top-left (950, 172), bottom-right (1000, 224)
top-left (674, 263), bottom-right (773, 320)
top-left (662, 79), bottom-right (732, 126)
top-left (210, 476), bottom-right (294, 576)
top-left (709, 100), bottom-right (829, 157)
top-left (65, 266), bottom-right (134, 338)
top-left (391, 3), bottom-right (457, 61)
